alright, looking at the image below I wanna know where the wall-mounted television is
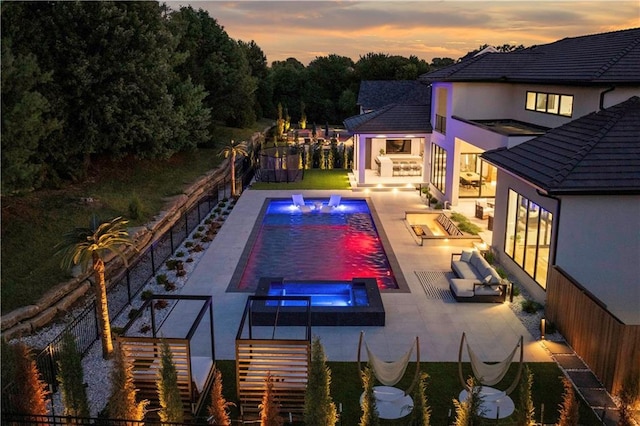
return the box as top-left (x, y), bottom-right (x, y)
top-left (386, 139), bottom-right (411, 154)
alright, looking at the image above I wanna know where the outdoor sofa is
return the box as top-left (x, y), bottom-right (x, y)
top-left (449, 250), bottom-right (507, 303)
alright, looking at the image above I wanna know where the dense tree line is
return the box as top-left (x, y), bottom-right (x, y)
top-left (1, 1), bottom-right (462, 194)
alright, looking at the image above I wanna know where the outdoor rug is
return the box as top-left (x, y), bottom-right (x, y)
top-left (415, 271), bottom-right (456, 302)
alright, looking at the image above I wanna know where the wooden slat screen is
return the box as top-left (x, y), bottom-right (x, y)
top-left (236, 339), bottom-right (310, 419)
top-left (546, 267), bottom-right (640, 395)
top-left (119, 338), bottom-right (194, 418)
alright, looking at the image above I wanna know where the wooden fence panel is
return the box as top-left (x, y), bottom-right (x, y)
top-left (546, 267), bottom-right (640, 395)
top-left (236, 339), bottom-right (310, 419)
top-left (119, 338), bottom-right (193, 418)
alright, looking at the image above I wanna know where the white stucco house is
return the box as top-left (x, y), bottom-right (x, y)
top-left (348, 28), bottom-right (640, 397)
top-left (419, 27), bottom-right (640, 396)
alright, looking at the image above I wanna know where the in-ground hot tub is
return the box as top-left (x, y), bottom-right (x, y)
top-left (252, 277), bottom-right (385, 326)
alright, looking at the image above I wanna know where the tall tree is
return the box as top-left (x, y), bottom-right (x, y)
top-left (239, 39), bottom-right (272, 119)
top-left (1, 37), bottom-right (60, 194)
top-left (218, 140), bottom-right (248, 197)
top-left (107, 342), bottom-right (147, 421)
top-left (57, 333), bottom-right (90, 418)
top-left (305, 54), bottom-right (356, 123)
top-left (304, 337), bottom-right (338, 426)
top-left (170, 6), bottom-right (257, 127)
top-left (157, 341), bottom-right (184, 424)
top-left (2, 1), bottom-right (209, 182)
top-left (10, 342), bottom-right (49, 418)
top-left (56, 216), bottom-right (133, 358)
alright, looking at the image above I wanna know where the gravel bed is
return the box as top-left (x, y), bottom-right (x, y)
top-left (10, 201), bottom-right (559, 417)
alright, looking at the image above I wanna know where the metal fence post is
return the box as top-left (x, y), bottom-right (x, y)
top-left (150, 244), bottom-right (155, 275)
top-left (126, 269), bottom-right (132, 303)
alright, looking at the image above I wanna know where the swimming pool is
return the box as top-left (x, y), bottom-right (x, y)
top-left (252, 277), bottom-right (385, 326)
top-left (233, 198), bottom-right (399, 291)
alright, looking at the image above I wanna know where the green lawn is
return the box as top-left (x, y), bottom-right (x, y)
top-left (209, 361), bottom-right (601, 425)
top-left (250, 169), bottom-right (351, 190)
top-left (0, 121), bottom-right (270, 314)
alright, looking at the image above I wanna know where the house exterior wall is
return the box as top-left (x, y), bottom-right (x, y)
top-left (490, 170), bottom-right (556, 303)
top-left (555, 195), bottom-right (640, 325)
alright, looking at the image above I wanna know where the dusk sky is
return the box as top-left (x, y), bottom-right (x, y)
top-left (166, 1), bottom-right (639, 65)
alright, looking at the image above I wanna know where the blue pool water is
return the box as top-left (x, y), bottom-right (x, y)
top-left (237, 198), bottom-right (397, 290)
top-left (265, 281), bottom-right (370, 307)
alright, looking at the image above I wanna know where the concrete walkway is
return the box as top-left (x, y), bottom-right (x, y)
top-left (164, 189), bottom-right (551, 364)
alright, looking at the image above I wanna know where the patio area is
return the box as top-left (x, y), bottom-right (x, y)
top-left (163, 189), bottom-right (550, 364)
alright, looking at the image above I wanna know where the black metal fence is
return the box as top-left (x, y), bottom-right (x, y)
top-left (0, 413), bottom-right (213, 425)
top-left (17, 158), bottom-right (255, 400)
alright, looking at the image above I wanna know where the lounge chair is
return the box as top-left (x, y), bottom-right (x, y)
top-left (320, 194), bottom-right (341, 212)
top-left (457, 332), bottom-right (524, 419)
top-left (357, 331), bottom-right (420, 419)
top-left (292, 194), bottom-right (311, 212)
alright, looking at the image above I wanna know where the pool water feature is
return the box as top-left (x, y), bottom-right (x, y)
top-left (253, 277), bottom-right (385, 326)
top-left (235, 198), bottom-right (399, 291)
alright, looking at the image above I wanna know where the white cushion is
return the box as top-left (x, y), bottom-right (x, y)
top-left (460, 250), bottom-right (473, 262)
top-left (483, 274), bottom-right (493, 284)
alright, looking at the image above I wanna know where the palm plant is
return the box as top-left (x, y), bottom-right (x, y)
top-left (218, 139), bottom-right (248, 197)
top-left (56, 216), bottom-right (133, 358)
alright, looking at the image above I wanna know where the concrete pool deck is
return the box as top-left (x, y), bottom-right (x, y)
top-left (165, 189), bottom-right (551, 363)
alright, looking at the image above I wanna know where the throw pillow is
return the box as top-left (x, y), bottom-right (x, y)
top-left (460, 250), bottom-right (473, 262)
top-left (483, 274), bottom-right (493, 284)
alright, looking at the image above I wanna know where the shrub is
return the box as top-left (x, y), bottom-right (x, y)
top-left (186, 257), bottom-right (194, 263)
top-left (175, 251), bottom-right (185, 258)
top-left (156, 274), bottom-right (169, 286)
top-left (185, 241), bottom-right (194, 248)
top-left (111, 326), bottom-right (124, 336)
top-left (140, 325), bottom-right (151, 334)
top-left (259, 373), bottom-right (284, 426)
top-left (512, 285), bottom-right (521, 297)
top-left (304, 337), bottom-right (338, 426)
top-left (214, 207), bottom-right (222, 213)
top-left (359, 366), bottom-right (379, 426)
top-left (10, 343), bottom-right (48, 416)
top-left (198, 226), bottom-right (205, 232)
top-left (515, 366), bottom-right (535, 425)
top-left (128, 309), bottom-right (140, 320)
top-left (201, 236), bottom-right (212, 243)
top-left (141, 290), bottom-right (153, 301)
top-left (411, 371), bottom-right (431, 426)
top-left (557, 377), bottom-right (579, 425)
top-left (496, 266), bottom-right (508, 279)
top-left (483, 251), bottom-right (495, 264)
top-left (521, 299), bottom-right (543, 313)
top-left (128, 194), bottom-right (144, 220)
top-left (58, 333), bottom-right (90, 417)
top-left (107, 342), bottom-right (147, 421)
top-left (618, 371), bottom-right (640, 426)
top-left (154, 300), bottom-right (168, 310)
top-left (164, 282), bottom-right (176, 291)
top-left (204, 218), bottom-right (212, 224)
top-left (193, 232), bottom-right (202, 239)
top-left (450, 212), bottom-right (466, 222)
top-left (207, 368), bottom-right (235, 426)
top-left (166, 259), bottom-right (179, 270)
top-left (157, 341), bottom-right (184, 423)
top-left (192, 244), bottom-right (204, 252)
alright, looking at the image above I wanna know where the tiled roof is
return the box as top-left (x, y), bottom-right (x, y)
top-left (344, 104), bottom-right (432, 134)
top-left (358, 80), bottom-right (431, 110)
top-left (482, 96), bottom-right (640, 194)
top-left (420, 28), bottom-right (640, 84)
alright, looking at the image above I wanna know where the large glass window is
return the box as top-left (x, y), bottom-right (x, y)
top-left (430, 144), bottom-right (446, 194)
top-left (459, 153), bottom-right (496, 198)
top-left (525, 91), bottom-right (573, 117)
top-left (504, 189), bottom-right (553, 289)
